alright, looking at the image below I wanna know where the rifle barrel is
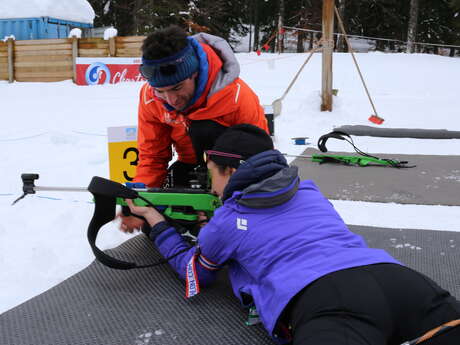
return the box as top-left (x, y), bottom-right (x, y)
top-left (34, 186), bottom-right (88, 192)
top-left (283, 153), bottom-right (313, 159)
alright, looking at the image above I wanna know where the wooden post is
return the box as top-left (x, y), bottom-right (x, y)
top-left (7, 38), bottom-right (14, 83)
top-left (321, 0), bottom-right (334, 111)
top-left (71, 37), bottom-right (78, 83)
top-left (109, 37), bottom-right (117, 57)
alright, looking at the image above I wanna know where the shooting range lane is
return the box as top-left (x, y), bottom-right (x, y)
top-left (1, 226), bottom-right (459, 345)
top-left (0, 235), bottom-right (275, 345)
top-left (293, 148), bottom-right (460, 206)
top-left (352, 225), bottom-right (460, 299)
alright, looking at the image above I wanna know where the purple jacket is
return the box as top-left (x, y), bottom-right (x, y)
top-left (153, 150), bottom-right (401, 343)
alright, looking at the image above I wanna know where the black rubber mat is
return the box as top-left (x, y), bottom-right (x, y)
top-left (352, 225), bottom-right (460, 298)
top-left (1, 226), bottom-right (459, 345)
top-left (293, 148), bottom-right (460, 206)
top-left (0, 235), bottom-right (274, 345)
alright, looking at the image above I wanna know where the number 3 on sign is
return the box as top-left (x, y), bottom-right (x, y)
top-left (107, 126), bottom-right (139, 184)
top-left (122, 146), bottom-right (139, 181)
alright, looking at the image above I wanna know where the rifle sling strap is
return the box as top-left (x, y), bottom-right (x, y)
top-left (317, 131), bottom-right (351, 153)
top-left (86, 176), bottom-right (188, 270)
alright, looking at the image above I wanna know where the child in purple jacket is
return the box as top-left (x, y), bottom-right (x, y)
top-left (126, 124), bottom-right (460, 345)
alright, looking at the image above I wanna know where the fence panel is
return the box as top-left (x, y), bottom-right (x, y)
top-left (15, 54), bottom-right (73, 63)
top-left (13, 38), bottom-right (73, 82)
top-left (78, 38), bottom-right (109, 57)
top-left (115, 36), bottom-right (143, 57)
top-left (116, 36), bottom-right (145, 44)
top-left (14, 38), bottom-right (69, 46)
top-left (0, 41), bottom-right (7, 80)
top-left (2, 35), bottom-right (147, 82)
top-left (15, 49), bottom-right (72, 57)
top-left (14, 43), bottom-right (72, 52)
top-left (116, 48), bottom-right (142, 57)
top-left (78, 48), bottom-right (109, 57)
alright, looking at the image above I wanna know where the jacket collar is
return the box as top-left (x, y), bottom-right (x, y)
top-left (223, 150), bottom-right (299, 208)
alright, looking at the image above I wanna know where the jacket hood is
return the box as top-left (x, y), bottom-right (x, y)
top-left (192, 32), bottom-right (240, 97)
top-left (223, 150), bottom-right (300, 208)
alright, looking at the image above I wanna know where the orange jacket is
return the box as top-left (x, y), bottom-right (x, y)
top-left (134, 40), bottom-right (268, 187)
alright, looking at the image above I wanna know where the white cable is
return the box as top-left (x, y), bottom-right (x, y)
top-left (283, 25), bottom-right (460, 50)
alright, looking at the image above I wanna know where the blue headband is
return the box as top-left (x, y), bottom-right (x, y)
top-left (141, 37), bottom-right (200, 87)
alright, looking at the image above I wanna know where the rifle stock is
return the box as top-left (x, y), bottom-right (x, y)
top-left (116, 189), bottom-right (221, 221)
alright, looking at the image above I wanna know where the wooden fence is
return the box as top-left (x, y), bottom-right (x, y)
top-left (0, 36), bottom-right (145, 83)
top-left (0, 40), bottom-right (9, 81)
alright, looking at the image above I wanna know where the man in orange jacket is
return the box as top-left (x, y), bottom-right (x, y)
top-left (119, 25), bottom-right (268, 232)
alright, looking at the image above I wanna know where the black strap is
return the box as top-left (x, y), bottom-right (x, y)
top-left (317, 131), bottom-right (415, 168)
top-left (317, 131), bottom-right (351, 153)
top-left (86, 176), bottom-right (191, 270)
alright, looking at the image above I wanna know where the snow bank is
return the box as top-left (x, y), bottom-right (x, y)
top-left (68, 28), bottom-right (82, 39)
top-left (2, 35), bottom-right (15, 42)
top-left (104, 27), bottom-right (118, 40)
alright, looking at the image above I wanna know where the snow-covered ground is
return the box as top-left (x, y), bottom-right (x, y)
top-left (1, 52), bottom-right (459, 314)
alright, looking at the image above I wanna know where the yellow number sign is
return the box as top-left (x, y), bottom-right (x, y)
top-left (107, 126), bottom-right (138, 184)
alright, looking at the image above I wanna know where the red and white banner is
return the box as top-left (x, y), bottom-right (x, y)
top-left (76, 57), bottom-right (145, 85)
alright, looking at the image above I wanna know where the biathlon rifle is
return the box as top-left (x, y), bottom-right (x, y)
top-left (13, 174), bottom-right (220, 220)
top-left (13, 173), bottom-right (221, 270)
top-left (283, 153), bottom-right (409, 167)
top-left (284, 130), bottom-right (415, 168)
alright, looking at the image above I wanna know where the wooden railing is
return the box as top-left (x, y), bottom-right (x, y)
top-left (0, 36), bottom-right (145, 83)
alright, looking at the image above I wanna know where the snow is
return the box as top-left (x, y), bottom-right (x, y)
top-left (2, 35), bottom-right (15, 42)
top-left (103, 0), bottom-right (111, 15)
top-left (104, 27), bottom-right (118, 40)
top-left (68, 28), bottom-right (82, 39)
top-left (0, 0), bottom-right (95, 24)
top-left (1, 52), bottom-right (460, 314)
top-left (233, 26), bottom-right (252, 53)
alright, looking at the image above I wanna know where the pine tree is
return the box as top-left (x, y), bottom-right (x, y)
top-left (345, 0), bottom-right (409, 51)
top-left (451, 0), bottom-right (460, 53)
top-left (187, 0), bottom-right (249, 43)
top-left (417, 0), bottom-right (458, 54)
top-left (88, 0), bottom-right (191, 36)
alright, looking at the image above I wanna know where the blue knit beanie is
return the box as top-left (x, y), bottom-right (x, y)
top-left (141, 37), bottom-right (199, 88)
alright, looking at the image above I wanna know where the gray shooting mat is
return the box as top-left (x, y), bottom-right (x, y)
top-left (293, 148), bottom-right (460, 206)
top-left (1, 226), bottom-right (460, 345)
top-left (0, 235), bottom-right (274, 345)
top-left (352, 225), bottom-right (460, 299)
